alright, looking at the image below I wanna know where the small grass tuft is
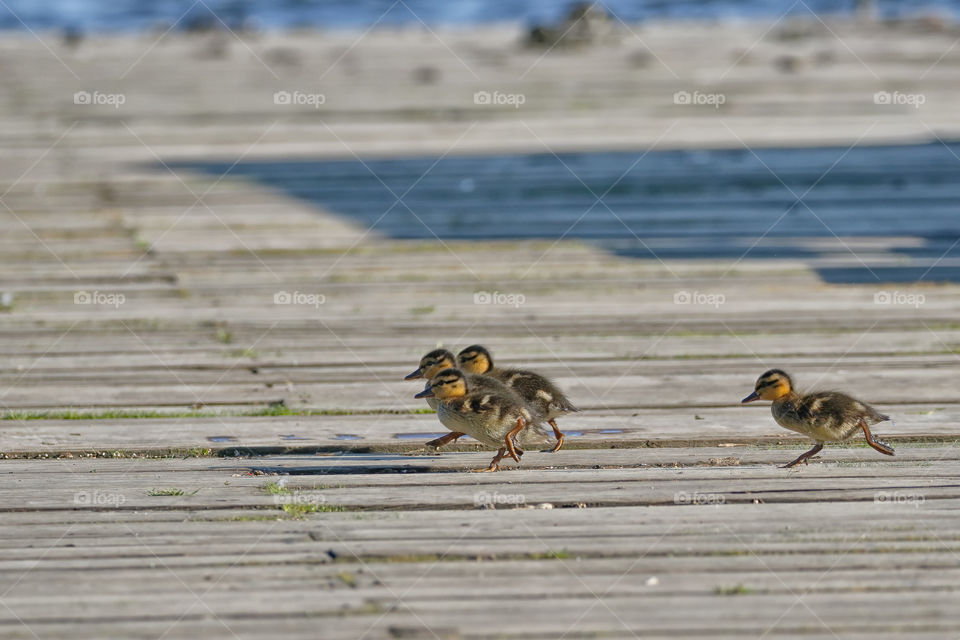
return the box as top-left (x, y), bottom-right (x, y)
top-left (336, 571), bottom-right (358, 588)
top-left (280, 503), bottom-right (320, 518)
top-left (263, 481), bottom-right (291, 495)
top-left (148, 488), bottom-right (185, 496)
top-left (409, 305), bottom-right (435, 315)
top-left (715, 584), bottom-right (753, 596)
top-left (257, 404), bottom-right (296, 417)
top-left (226, 348), bottom-right (258, 359)
top-left (317, 504), bottom-right (345, 512)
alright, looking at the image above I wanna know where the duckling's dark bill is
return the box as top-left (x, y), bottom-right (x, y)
top-left (414, 387), bottom-right (434, 398)
top-left (404, 369), bottom-right (424, 380)
top-left (741, 391), bottom-right (761, 403)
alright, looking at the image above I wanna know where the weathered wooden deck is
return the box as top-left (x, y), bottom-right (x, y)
top-left (2, 16), bottom-right (960, 639)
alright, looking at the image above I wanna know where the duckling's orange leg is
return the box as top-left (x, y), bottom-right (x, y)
top-left (504, 418), bottom-right (526, 463)
top-left (547, 419), bottom-right (565, 453)
top-left (426, 432), bottom-right (464, 449)
top-left (782, 442), bottom-right (823, 468)
top-left (861, 422), bottom-right (895, 456)
top-left (475, 448), bottom-right (506, 472)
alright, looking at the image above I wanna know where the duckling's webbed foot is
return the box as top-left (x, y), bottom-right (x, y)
top-left (781, 442), bottom-right (824, 468)
top-left (504, 418), bottom-right (526, 463)
top-left (547, 418), bottom-right (565, 453)
top-left (861, 422), bottom-right (895, 456)
top-left (426, 432), bottom-right (465, 449)
top-left (476, 448), bottom-right (506, 472)
top-left (869, 438), bottom-right (895, 456)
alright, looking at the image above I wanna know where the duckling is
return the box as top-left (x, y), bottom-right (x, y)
top-left (415, 368), bottom-right (541, 472)
top-left (457, 345), bottom-right (577, 453)
top-left (405, 348), bottom-right (542, 449)
top-left (742, 369), bottom-right (895, 468)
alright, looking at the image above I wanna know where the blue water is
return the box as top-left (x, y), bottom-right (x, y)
top-left (1, 0), bottom-right (956, 33)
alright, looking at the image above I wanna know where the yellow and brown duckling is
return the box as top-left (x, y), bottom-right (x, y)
top-left (457, 345), bottom-right (578, 453)
top-left (405, 348), bottom-right (542, 449)
top-left (742, 369), bottom-right (895, 468)
top-left (415, 368), bottom-right (542, 472)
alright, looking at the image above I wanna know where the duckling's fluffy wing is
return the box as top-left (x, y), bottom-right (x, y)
top-left (798, 391), bottom-right (889, 427)
top-left (467, 373), bottom-right (548, 424)
top-left (497, 368), bottom-right (579, 417)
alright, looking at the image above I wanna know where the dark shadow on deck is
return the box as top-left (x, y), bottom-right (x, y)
top-left (172, 141), bottom-right (960, 284)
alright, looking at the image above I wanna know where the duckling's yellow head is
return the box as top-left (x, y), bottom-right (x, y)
top-left (404, 349), bottom-right (456, 381)
top-left (457, 345), bottom-right (493, 374)
top-left (415, 368), bottom-right (468, 400)
top-left (742, 369), bottom-right (794, 403)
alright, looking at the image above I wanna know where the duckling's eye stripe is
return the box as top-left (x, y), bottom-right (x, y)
top-left (460, 354), bottom-right (478, 361)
